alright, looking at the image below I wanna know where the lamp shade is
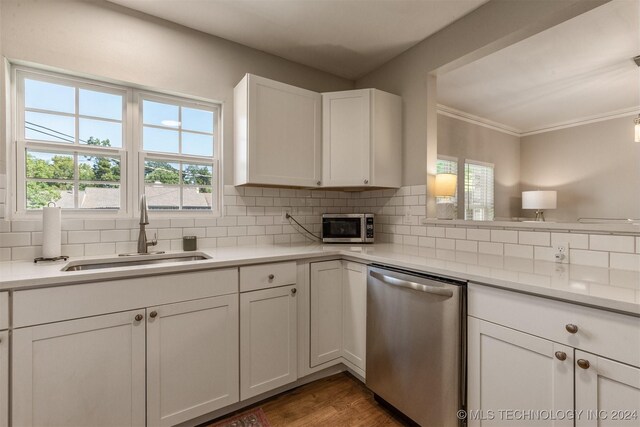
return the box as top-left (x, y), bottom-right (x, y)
top-left (522, 190), bottom-right (557, 210)
top-left (435, 174), bottom-right (457, 197)
top-left (635, 115), bottom-right (640, 143)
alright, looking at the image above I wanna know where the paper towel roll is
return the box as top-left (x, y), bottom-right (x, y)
top-left (42, 206), bottom-right (61, 259)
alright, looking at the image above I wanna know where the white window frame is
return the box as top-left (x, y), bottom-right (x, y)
top-left (10, 65), bottom-right (222, 219)
top-left (136, 92), bottom-right (221, 217)
top-left (13, 67), bottom-right (130, 218)
top-left (464, 159), bottom-right (495, 221)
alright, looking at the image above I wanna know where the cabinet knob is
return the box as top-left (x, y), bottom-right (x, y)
top-left (364, 179), bottom-right (369, 184)
top-left (555, 351), bottom-right (567, 361)
top-left (565, 324), bottom-right (578, 334)
top-left (317, 181), bottom-right (321, 186)
top-left (268, 274), bottom-right (275, 281)
top-left (291, 288), bottom-right (297, 296)
top-left (577, 359), bottom-right (590, 369)
top-left (135, 314), bottom-right (143, 322)
top-left (149, 311), bottom-right (158, 319)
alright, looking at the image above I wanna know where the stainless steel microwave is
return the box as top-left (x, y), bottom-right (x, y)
top-left (322, 214), bottom-right (374, 243)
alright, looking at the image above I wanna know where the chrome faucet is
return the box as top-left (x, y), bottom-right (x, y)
top-left (137, 194), bottom-right (159, 254)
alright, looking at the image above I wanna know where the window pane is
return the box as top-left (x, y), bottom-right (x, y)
top-left (144, 160), bottom-right (180, 184)
top-left (183, 187), bottom-right (212, 210)
top-left (182, 163), bottom-right (212, 186)
top-left (464, 162), bottom-right (494, 221)
top-left (182, 107), bottom-right (213, 133)
top-left (143, 126), bottom-right (179, 153)
top-left (145, 184), bottom-right (179, 210)
top-left (26, 151), bottom-right (74, 180)
top-left (79, 155), bottom-right (121, 182)
top-left (26, 181), bottom-right (74, 210)
top-left (25, 111), bottom-right (75, 143)
top-left (80, 118), bottom-right (122, 148)
top-left (79, 89), bottom-right (122, 120)
top-left (182, 132), bottom-right (214, 157)
top-left (143, 100), bottom-right (179, 127)
top-left (25, 79), bottom-right (75, 114)
top-left (78, 184), bottom-right (120, 209)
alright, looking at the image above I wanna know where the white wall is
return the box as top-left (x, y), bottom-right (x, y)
top-left (437, 114), bottom-right (521, 219)
top-left (355, 0), bottom-right (609, 185)
top-left (520, 116), bottom-right (640, 222)
top-left (0, 0), bottom-right (353, 179)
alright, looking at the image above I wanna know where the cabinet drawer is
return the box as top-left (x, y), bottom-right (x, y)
top-left (468, 283), bottom-right (640, 367)
top-left (14, 268), bottom-right (238, 328)
top-left (240, 262), bottom-right (296, 292)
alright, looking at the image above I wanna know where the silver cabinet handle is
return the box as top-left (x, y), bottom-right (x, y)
top-left (291, 288), bottom-right (297, 296)
top-left (268, 274), bottom-right (275, 281)
top-left (364, 179), bottom-right (369, 184)
top-left (134, 314), bottom-right (143, 322)
top-left (149, 311), bottom-right (158, 319)
top-left (555, 351), bottom-right (567, 361)
top-left (566, 324), bottom-right (578, 334)
top-left (317, 181), bottom-right (321, 186)
top-left (370, 270), bottom-right (453, 298)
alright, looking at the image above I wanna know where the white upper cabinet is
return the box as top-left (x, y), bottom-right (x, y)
top-left (322, 89), bottom-right (401, 188)
top-left (234, 74), bottom-right (322, 187)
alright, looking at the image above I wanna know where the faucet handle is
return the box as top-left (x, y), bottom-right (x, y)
top-left (148, 233), bottom-right (158, 247)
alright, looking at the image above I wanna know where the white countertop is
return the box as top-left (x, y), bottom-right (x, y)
top-left (0, 243), bottom-right (638, 316)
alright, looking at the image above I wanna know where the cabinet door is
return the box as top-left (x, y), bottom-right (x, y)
top-left (240, 285), bottom-right (297, 400)
top-left (12, 311), bottom-right (146, 427)
top-left (147, 295), bottom-right (239, 427)
top-left (322, 90), bottom-right (371, 187)
top-left (575, 350), bottom-right (640, 427)
top-left (245, 75), bottom-right (322, 187)
top-left (342, 261), bottom-right (366, 373)
top-left (310, 261), bottom-right (343, 367)
top-left (468, 317), bottom-right (573, 426)
top-left (0, 331), bottom-right (7, 427)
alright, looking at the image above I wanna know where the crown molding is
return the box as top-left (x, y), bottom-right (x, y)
top-left (438, 104), bottom-right (640, 137)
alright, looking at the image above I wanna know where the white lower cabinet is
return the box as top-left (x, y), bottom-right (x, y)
top-left (0, 331), bottom-right (7, 427)
top-left (468, 317), bottom-right (574, 426)
top-left (240, 285), bottom-right (298, 400)
top-left (575, 351), bottom-right (640, 427)
top-left (12, 310), bottom-right (147, 427)
top-left (147, 295), bottom-right (239, 427)
top-left (309, 260), bottom-right (366, 374)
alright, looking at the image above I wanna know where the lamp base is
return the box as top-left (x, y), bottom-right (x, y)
top-left (535, 210), bottom-right (546, 222)
top-left (436, 203), bottom-right (456, 220)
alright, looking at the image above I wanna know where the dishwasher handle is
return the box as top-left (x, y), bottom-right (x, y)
top-left (370, 270), bottom-right (454, 298)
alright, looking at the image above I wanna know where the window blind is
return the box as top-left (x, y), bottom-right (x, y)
top-left (464, 160), bottom-right (494, 221)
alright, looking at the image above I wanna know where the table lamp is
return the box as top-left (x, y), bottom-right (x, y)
top-left (522, 190), bottom-right (557, 222)
top-left (435, 173), bottom-right (457, 219)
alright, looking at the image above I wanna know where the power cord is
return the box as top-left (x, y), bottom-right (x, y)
top-left (286, 213), bottom-right (322, 242)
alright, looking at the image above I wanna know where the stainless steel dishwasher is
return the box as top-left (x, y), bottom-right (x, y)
top-left (366, 264), bottom-right (466, 427)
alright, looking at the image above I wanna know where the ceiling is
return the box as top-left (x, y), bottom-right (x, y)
top-left (437, 0), bottom-right (640, 135)
top-left (108, 0), bottom-right (487, 79)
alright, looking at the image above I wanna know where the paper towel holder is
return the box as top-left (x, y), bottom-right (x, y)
top-left (34, 202), bottom-right (68, 263)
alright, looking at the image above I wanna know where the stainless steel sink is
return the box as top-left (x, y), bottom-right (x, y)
top-left (63, 253), bottom-right (211, 271)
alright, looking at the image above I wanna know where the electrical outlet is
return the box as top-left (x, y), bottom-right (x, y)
top-left (281, 208), bottom-right (291, 224)
top-left (555, 242), bottom-right (569, 264)
top-left (404, 208), bottom-right (412, 224)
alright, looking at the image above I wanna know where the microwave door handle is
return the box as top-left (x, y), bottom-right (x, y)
top-left (370, 271), bottom-right (454, 298)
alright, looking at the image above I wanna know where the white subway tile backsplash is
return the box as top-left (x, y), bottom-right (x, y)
top-left (590, 235), bottom-right (634, 253)
top-left (11, 220), bottom-right (42, 232)
top-left (504, 244), bottom-right (534, 259)
top-left (0, 248), bottom-right (10, 261)
top-left (570, 249), bottom-right (609, 268)
top-left (12, 246), bottom-right (41, 260)
top-left (534, 246), bottom-right (556, 262)
top-left (456, 240), bottom-right (478, 253)
top-left (84, 243), bottom-right (116, 256)
top-left (419, 236), bottom-right (436, 248)
top-left (68, 230), bottom-right (101, 244)
top-left (479, 242), bottom-right (503, 256)
top-left (519, 231), bottom-right (550, 246)
top-left (0, 232), bottom-right (31, 247)
top-left (610, 253), bottom-right (640, 271)
top-left (158, 228), bottom-right (182, 240)
top-left (100, 230), bottom-right (130, 242)
top-left (170, 218), bottom-right (195, 228)
top-left (427, 226), bottom-right (445, 238)
top-left (551, 232), bottom-right (589, 250)
top-left (436, 238), bottom-right (455, 250)
top-left (491, 230), bottom-right (518, 244)
top-left (207, 227), bottom-right (227, 238)
top-left (466, 228), bottom-right (491, 241)
top-left (446, 227), bottom-right (466, 240)
top-left (84, 219), bottom-right (116, 230)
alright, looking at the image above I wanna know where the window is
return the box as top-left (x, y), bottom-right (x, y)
top-left (17, 70), bottom-right (126, 212)
top-left (140, 95), bottom-right (218, 211)
top-left (13, 67), bottom-right (221, 217)
top-left (464, 160), bottom-right (494, 221)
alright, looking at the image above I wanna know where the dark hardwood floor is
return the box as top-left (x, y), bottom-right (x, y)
top-left (207, 373), bottom-right (409, 426)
